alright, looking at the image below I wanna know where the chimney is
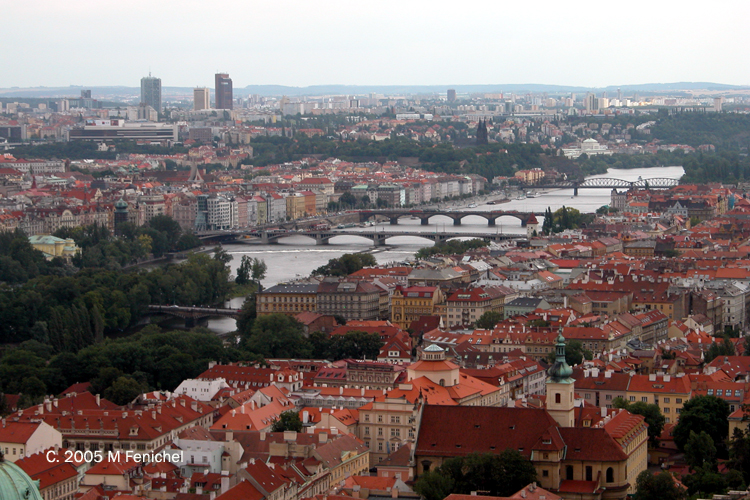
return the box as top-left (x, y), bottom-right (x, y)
top-left (225, 430), bottom-right (233, 442)
top-left (240, 405), bottom-right (245, 414)
top-left (96, 394), bottom-right (101, 406)
top-left (260, 431), bottom-right (266, 441)
top-left (601, 407), bottom-right (607, 417)
top-left (152, 411), bottom-right (157, 420)
top-left (191, 401), bottom-right (198, 412)
top-left (319, 432), bottom-right (328, 443)
top-left (196, 486), bottom-right (203, 495)
top-left (302, 411), bottom-right (309, 424)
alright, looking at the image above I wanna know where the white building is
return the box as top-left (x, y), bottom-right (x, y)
top-left (174, 378), bottom-right (230, 402)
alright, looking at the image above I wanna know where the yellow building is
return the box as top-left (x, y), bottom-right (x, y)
top-left (285, 194), bottom-right (307, 220)
top-left (28, 235), bottom-right (80, 260)
top-left (256, 283), bottom-right (318, 316)
top-left (390, 285), bottom-right (444, 329)
top-left (625, 374), bottom-right (691, 424)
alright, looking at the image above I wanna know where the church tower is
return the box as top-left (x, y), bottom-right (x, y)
top-left (545, 331), bottom-right (575, 427)
top-left (526, 213), bottom-right (539, 238)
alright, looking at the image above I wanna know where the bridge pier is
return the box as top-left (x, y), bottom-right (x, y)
top-left (390, 218), bottom-right (399, 225)
top-left (488, 218), bottom-right (496, 227)
top-left (315, 235), bottom-right (329, 245)
top-left (573, 187), bottom-right (578, 196)
top-left (373, 235), bottom-right (387, 247)
top-left (185, 316), bottom-right (196, 328)
top-left (421, 218), bottom-right (430, 225)
top-left (453, 218), bottom-right (462, 226)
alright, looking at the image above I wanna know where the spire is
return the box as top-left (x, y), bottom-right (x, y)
top-left (547, 329), bottom-right (573, 382)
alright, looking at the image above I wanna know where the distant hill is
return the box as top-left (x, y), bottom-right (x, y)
top-left (0, 82), bottom-right (747, 99)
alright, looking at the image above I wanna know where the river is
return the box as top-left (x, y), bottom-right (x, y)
top-left (153, 166), bottom-right (685, 334)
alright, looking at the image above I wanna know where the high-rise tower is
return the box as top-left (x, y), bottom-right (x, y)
top-left (215, 73), bottom-right (233, 110)
top-left (140, 74), bottom-right (162, 112)
top-left (194, 87), bottom-right (210, 110)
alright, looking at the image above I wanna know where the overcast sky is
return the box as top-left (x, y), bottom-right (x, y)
top-left (3, 0), bottom-right (748, 89)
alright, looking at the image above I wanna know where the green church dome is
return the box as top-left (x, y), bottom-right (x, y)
top-left (0, 455), bottom-right (43, 500)
top-left (547, 331), bottom-right (574, 382)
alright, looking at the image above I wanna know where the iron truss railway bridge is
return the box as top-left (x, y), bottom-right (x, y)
top-left (197, 229), bottom-right (523, 246)
top-left (527, 177), bottom-right (679, 195)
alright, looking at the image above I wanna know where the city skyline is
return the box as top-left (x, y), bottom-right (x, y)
top-left (3, 0), bottom-right (749, 89)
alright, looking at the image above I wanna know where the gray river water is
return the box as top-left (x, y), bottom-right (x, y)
top-left (154, 166), bottom-right (685, 334)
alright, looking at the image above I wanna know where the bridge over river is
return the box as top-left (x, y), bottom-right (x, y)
top-left (148, 304), bottom-right (240, 328)
top-left (198, 229), bottom-right (524, 246)
top-left (526, 176), bottom-right (679, 195)
top-left (357, 209), bottom-right (534, 226)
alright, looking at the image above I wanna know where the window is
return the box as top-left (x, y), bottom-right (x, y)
top-left (605, 395), bottom-right (612, 400)
top-left (606, 467), bottom-right (614, 483)
top-left (586, 466), bottom-right (593, 482)
top-left (664, 408), bottom-right (670, 413)
top-left (555, 393), bottom-right (561, 404)
top-left (629, 396), bottom-right (635, 402)
top-left (542, 470), bottom-right (549, 477)
top-left (663, 397), bottom-right (670, 403)
top-left (566, 465), bottom-right (574, 480)
top-left (641, 397), bottom-right (648, 402)
top-left (676, 398), bottom-right (682, 404)
top-left (717, 390), bottom-right (723, 396)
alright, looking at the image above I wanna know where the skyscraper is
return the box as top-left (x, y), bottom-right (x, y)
top-left (140, 74), bottom-right (162, 112)
top-left (194, 87), bottom-right (210, 111)
top-left (447, 89), bottom-right (456, 102)
top-left (215, 73), bottom-right (233, 110)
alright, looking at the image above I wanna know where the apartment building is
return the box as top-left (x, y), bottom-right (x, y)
top-left (316, 280), bottom-right (381, 321)
top-left (256, 284), bottom-right (319, 316)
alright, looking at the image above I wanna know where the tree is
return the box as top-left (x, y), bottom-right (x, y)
top-left (313, 254), bottom-right (377, 276)
top-left (414, 451), bottom-right (536, 500)
top-left (684, 430), bottom-right (717, 471)
top-left (242, 314), bottom-right (312, 358)
top-left (271, 410), bottom-right (303, 432)
top-left (236, 255), bottom-right (252, 285)
top-left (673, 396), bottom-right (730, 454)
top-left (729, 426), bottom-right (750, 483)
top-left (251, 258), bottom-right (268, 288)
top-left (103, 376), bottom-right (144, 406)
top-left (326, 331), bottom-right (383, 360)
top-left (476, 311), bottom-right (503, 329)
top-left (546, 340), bottom-right (592, 366)
top-left (633, 471), bottom-right (686, 500)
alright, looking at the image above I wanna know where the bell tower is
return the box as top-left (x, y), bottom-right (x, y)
top-left (545, 330), bottom-right (576, 427)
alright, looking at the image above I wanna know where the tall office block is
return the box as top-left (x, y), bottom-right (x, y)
top-left (215, 73), bottom-right (233, 110)
top-left (140, 74), bottom-right (162, 112)
top-left (447, 89), bottom-right (456, 102)
top-left (194, 87), bottom-right (210, 110)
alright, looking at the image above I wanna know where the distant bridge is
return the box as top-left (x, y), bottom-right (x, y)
top-left (358, 209), bottom-right (535, 226)
top-left (197, 229), bottom-right (523, 246)
top-left (526, 177), bottom-right (679, 195)
top-left (148, 304), bottom-right (240, 327)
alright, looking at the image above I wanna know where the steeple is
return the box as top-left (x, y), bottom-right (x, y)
top-left (547, 330), bottom-right (574, 382)
top-left (545, 329), bottom-right (576, 427)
